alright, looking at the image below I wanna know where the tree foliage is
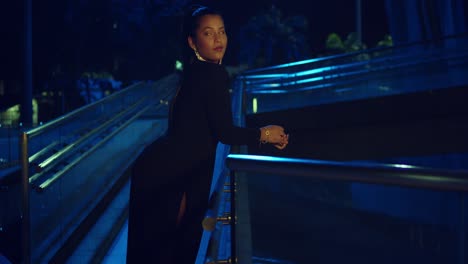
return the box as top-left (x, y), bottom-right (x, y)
top-left (323, 32), bottom-right (393, 60)
top-left (238, 5), bottom-right (310, 68)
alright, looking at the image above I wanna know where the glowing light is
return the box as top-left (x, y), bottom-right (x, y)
top-left (391, 164), bottom-right (416, 169)
top-left (252, 98), bottom-right (258, 113)
top-left (175, 60), bottom-right (183, 71)
top-left (32, 99), bottom-right (38, 125)
top-left (295, 76), bottom-right (323, 84)
top-left (243, 57), bottom-right (328, 75)
top-left (229, 154), bottom-right (311, 164)
top-left (255, 83), bottom-right (281, 88)
top-left (295, 66), bottom-right (333, 76)
top-left (251, 89), bottom-right (288, 94)
top-left (243, 74), bottom-right (289, 80)
top-left (0, 99), bottom-right (39, 126)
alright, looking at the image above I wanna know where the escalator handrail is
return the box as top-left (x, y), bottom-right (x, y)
top-left (240, 32), bottom-right (468, 76)
top-left (28, 97), bottom-right (148, 185)
top-left (226, 154), bottom-right (468, 192)
top-left (34, 104), bottom-right (156, 191)
top-left (28, 77), bottom-right (178, 190)
top-left (243, 49), bottom-right (468, 92)
top-left (25, 81), bottom-right (146, 139)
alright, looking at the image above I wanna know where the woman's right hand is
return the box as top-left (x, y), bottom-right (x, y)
top-left (260, 125), bottom-right (289, 149)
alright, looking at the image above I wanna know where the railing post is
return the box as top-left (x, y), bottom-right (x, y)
top-left (230, 76), bottom-right (244, 263)
top-left (230, 76), bottom-right (253, 264)
top-left (20, 132), bottom-right (31, 264)
top-left (229, 170), bottom-right (237, 264)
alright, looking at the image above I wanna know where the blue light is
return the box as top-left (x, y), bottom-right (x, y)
top-left (251, 89), bottom-right (289, 94)
top-left (295, 66), bottom-right (334, 76)
top-left (256, 83), bottom-right (282, 88)
top-left (244, 74), bottom-right (289, 80)
top-left (229, 154), bottom-right (312, 164)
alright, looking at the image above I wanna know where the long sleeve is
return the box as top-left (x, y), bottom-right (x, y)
top-left (203, 64), bottom-right (260, 146)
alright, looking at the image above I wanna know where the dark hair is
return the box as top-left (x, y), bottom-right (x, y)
top-left (183, 5), bottom-right (223, 38)
top-left (181, 5), bottom-right (224, 65)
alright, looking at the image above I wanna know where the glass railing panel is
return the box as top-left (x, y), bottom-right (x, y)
top-left (236, 171), bottom-right (466, 264)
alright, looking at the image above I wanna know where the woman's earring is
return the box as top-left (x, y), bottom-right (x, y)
top-left (194, 49), bottom-right (206, 61)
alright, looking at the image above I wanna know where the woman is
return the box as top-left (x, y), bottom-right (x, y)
top-left (127, 5), bottom-right (289, 263)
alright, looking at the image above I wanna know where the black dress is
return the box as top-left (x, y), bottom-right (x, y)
top-left (127, 60), bottom-right (259, 263)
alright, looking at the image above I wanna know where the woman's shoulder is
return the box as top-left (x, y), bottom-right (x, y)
top-left (189, 60), bottom-right (228, 76)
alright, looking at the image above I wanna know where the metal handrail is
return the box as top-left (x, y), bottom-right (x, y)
top-left (226, 154), bottom-right (468, 192)
top-left (241, 32), bottom-right (468, 76)
top-left (35, 104), bottom-right (155, 191)
top-left (246, 55), bottom-right (466, 95)
top-left (243, 48), bottom-right (468, 93)
top-left (28, 97), bottom-right (146, 185)
top-left (26, 81), bottom-right (146, 139)
top-left (241, 51), bottom-right (411, 83)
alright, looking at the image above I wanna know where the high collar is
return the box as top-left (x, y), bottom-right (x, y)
top-left (195, 57), bottom-right (222, 65)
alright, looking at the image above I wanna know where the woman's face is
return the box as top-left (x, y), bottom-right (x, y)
top-left (188, 14), bottom-right (227, 64)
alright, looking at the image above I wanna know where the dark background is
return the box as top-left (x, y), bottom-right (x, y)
top-left (2, 0), bottom-right (467, 124)
top-left (0, 0), bottom-right (388, 90)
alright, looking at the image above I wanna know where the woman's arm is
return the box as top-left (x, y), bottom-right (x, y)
top-left (204, 65), bottom-right (288, 148)
top-left (204, 66), bottom-right (259, 145)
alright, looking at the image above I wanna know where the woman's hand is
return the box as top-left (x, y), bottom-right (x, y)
top-left (260, 125), bottom-right (289, 150)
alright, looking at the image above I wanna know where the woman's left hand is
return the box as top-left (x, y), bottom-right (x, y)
top-left (260, 125), bottom-right (289, 149)
top-left (272, 133), bottom-right (289, 149)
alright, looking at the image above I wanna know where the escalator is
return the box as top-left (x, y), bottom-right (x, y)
top-left (0, 74), bottom-right (179, 264)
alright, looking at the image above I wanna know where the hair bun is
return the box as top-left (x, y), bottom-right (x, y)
top-left (189, 4), bottom-right (207, 16)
